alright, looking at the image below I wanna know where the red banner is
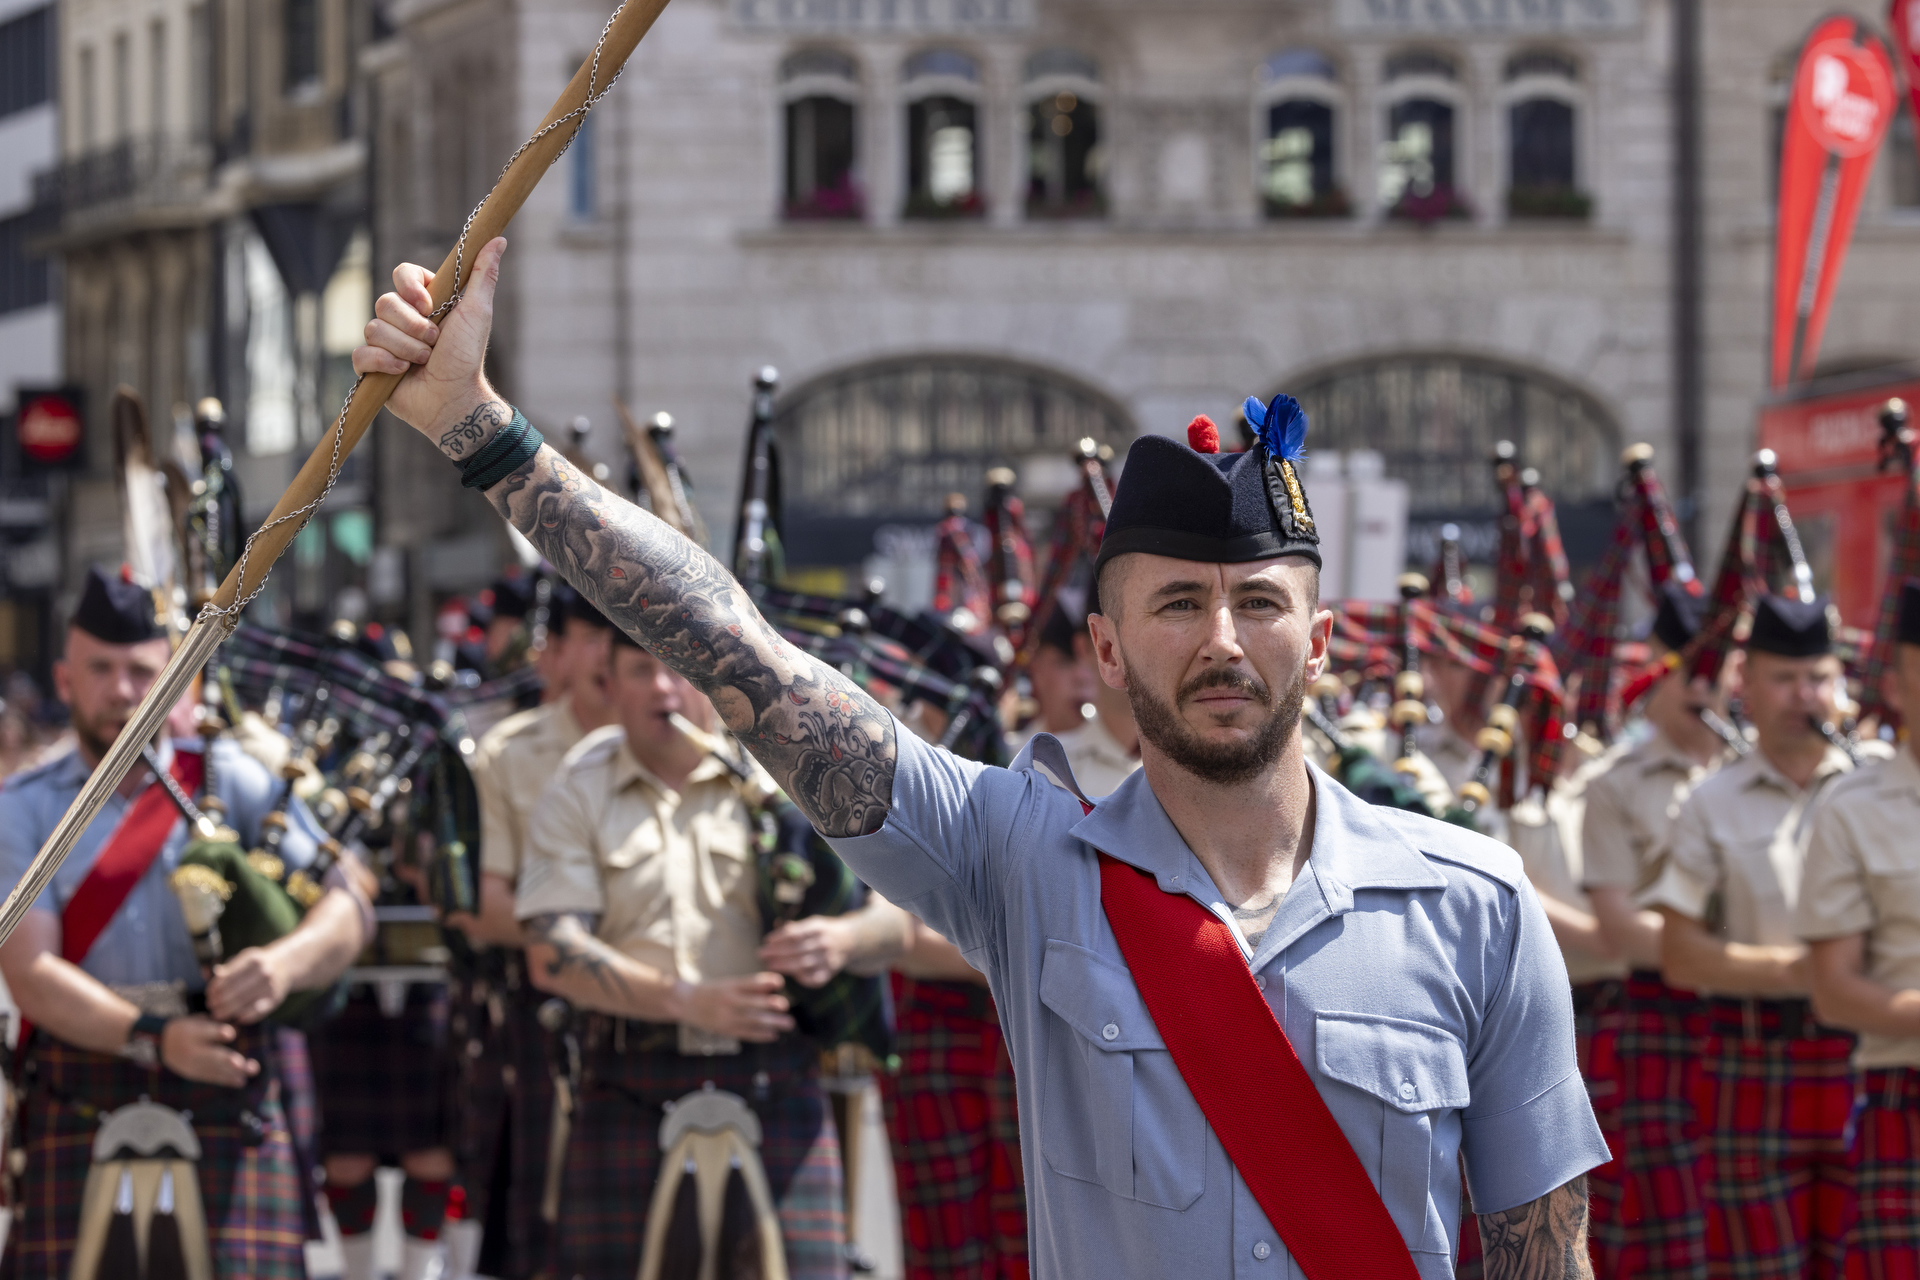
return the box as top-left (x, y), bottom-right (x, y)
top-left (1771, 15), bottom-right (1897, 390)
top-left (1893, 0), bottom-right (1920, 138)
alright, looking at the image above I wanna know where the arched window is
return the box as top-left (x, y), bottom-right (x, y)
top-left (772, 356), bottom-right (1132, 573)
top-left (1289, 354), bottom-right (1621, 565)
top-left (781, 48), bottom-right (862, 221)
top-left (1024, 50), bottom-right (1102, 218)
top-left (1504, 49), bottom-right (1587, 218)
top-left (1259, 49), bottom-right (1346, 218)
top-left (1380, 49), bottom-right (1465, 220)
top-left (903, 49), bottom-right (981, 218)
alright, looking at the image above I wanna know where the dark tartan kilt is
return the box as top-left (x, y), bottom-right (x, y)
top-left (1697, 999), bottom-right (1858, 1280)
top-left (1582, 970), bottom-right (1711, 1280)
top-left (5, 1030), bottom-right (308, 1280)
top-left (309, 981), bottom-right (453, 1159)
top-left (559, 1022), bottom-right (846, 1280)
top-left (1848, 1067), bottom-right (1920, 1280)
top-left (880, 977), bottom-right (1029, 1280)
top-left (449, 961), bottom-right (558, 1280)
top-left (273, 1027), bottom-right (324, 1241)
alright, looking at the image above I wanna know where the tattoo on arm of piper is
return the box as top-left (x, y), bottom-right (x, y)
top-left (438, 400), bottom-right (510, 459)
top-left (524, 912), bottom-right (629, 1000)
top-left (481, 426), bottom-right (898, 838)
top-left (1476, 1177), bottom-right (1592, 1280)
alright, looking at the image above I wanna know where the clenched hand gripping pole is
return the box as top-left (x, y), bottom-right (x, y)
top-left (0, 0), bottom-right (673, 949)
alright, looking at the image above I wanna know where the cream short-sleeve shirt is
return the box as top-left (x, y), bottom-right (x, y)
top-left (516, 725), bottom-right (766, 983)
top-left (471, 699), bottom-right (585, 881)
top-left (1580, 731), bottom-right (1719, 895)
top-left (1642, 746), bottom-right (1852, 956)
top-left (1797, 749), bottom-right (1920, 1067)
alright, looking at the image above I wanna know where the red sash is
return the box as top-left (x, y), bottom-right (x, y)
top-left (59, 750), bottom-right (203, 966)
top-left (1098, 850), bottom-right (1423, 1280)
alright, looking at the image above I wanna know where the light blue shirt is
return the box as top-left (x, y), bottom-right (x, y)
top-left (0, 738), bottom-right (325, 989)
top-left (828, 725), bottom-right (1610, 1280)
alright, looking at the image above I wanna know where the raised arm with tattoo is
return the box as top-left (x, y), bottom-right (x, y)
top-left (1477, 1177), bottom-right (1593, 1280)
top-left (353, 238), bottom-right (895, 838)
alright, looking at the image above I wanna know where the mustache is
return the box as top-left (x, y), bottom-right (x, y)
top-left (1178, 668), bottom-right (1272, 707)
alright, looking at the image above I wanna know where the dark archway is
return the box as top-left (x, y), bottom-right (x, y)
top-left (773, 354), bottom-right (1133, 570)
top-left (1287, 352), bottom-right (1623, 566)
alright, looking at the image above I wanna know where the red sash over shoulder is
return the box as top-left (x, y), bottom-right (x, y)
top-left (60, 750), bottom-right (203, 966)
top-left (1097, 850), bottom-right (1423, 1280)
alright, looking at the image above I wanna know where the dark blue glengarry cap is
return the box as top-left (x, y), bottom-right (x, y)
top-left (1091, 395), bottom-right (1321, 591)
top-left (1651, 581), bottom-right (1705, 653)
top-left (488, 576), bottom-right (534, 620)
top-left (70, 565), bottom-right (163, 645)
top-left (563, 585), bottom-right (615, 633)
top-left (1896, 581), bottom-right (1920, 647)
top-left (1746, 593), bottom-right (1832, 658)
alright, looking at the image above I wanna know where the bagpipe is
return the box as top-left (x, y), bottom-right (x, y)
top-left (206, 622), bottom-right (508, 997)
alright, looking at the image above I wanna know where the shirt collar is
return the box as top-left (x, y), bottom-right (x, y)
top-left (1065, 759), bottom-right (1448, 925)
top-left (610, 737), bottom-right (731, 796)
top-left (1640, 729), bottom-right (1707, 775)
top-left (1739, 744), bottom-right (1852, 795)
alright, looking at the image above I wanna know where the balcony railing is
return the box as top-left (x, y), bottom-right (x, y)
top-left (31, 137), bottom-right (215, 221)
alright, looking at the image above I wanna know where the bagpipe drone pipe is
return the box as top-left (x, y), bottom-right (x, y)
top-left (209, 622), bottom-right (503, 985)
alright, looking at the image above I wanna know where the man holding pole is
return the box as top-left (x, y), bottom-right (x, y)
top-left (353, 236), bottom-right (1609, 1278)
top-left (0, 569), bottom-right (370, 1278)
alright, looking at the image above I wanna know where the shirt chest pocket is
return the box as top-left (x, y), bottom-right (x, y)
top-left (1037, 939), bottom-right (1207, 1212)
top-left (1316, 1012), bottom-right (1470, 1256)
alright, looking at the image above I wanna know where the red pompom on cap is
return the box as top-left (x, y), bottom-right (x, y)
top-left (1186, 415), bottom-right (1220, 454)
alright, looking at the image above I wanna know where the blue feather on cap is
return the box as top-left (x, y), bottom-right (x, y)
top-left (1242, 394), bottom-right (1308, 463)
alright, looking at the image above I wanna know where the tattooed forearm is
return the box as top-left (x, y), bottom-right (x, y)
top-left (484, 445), bottom-right (897, 837)
top-left (524, 912), bottom-right (631, 1003)
top-left (1477, 1177), bottom-right (1591, 1280)
top-left (437, 399), bottom-right (510, 459)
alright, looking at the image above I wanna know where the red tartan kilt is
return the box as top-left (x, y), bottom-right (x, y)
top-left (1695, 1006), bottom-right (1857, 1279)
top-left (882, 977), bottom-right (1028, 1280)
top-left (1847, 1067), bottom-right (1920, 1280)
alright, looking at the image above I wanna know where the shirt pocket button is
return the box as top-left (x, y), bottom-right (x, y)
top-left (1102, 1022), bottom-right (1120, 1041)
top-left (1399, 1080), bottom-right (1417, 1101)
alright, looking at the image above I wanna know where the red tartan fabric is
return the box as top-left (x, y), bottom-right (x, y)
top-left (1459, 979), bottom-right (1624, 1280)
top-left (1585, 973), bottom-right (1711, 1280)
top-left (881, 978), bottom-right (1028, 1280)
top-left (934, 515), bottom-right (991, 629)
top-left (1847, 1067), bottom-right (1920, 1280)
top-left (1695, 1008), bottom-right (1857, 1280)
top-left (1329, 598), bottom-right (1568, 792)
top-left (1859, 461), bottom-right (1920, 728)
top-left (1022, 482), bottom-right (1108, 664)
top-left (1556, 455), bottom-right (1699, 743)
top-left (984, 493), bottom-right (1036, 649)
top-left (1559, 500), bottom-right (1641, 739)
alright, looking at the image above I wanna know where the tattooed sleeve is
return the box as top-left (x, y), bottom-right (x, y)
top-left (1476, 1177), bottom-right (1592, 1280)
top-left (479, 419), bottom-right (897, 838)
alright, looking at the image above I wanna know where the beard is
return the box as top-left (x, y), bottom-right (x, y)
top-left (1125, 659), bottom-right (1305, 785)
top-left (70, 704), bottom-right (131, 764)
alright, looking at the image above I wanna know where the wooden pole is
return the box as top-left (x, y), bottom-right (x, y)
top-left (0, 0), bottom-right (675, 949)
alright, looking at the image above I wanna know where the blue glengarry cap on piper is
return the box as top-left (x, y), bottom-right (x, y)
top-left (1090, 394), bottom-right (1321, 589)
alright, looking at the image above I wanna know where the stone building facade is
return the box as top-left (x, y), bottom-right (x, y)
top-left (27, 0), bottom-right (377, 654)
top-left (358, 0), bottom-right (1920, 619)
